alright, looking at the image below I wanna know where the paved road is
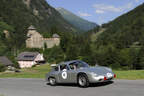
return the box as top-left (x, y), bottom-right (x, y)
top-left (0, 78), bottom-right (144, 96)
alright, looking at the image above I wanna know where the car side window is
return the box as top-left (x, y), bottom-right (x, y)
top-left (54, 66), bottom-right (59, 71)
top-left (69, 63), bottom-right (77, 70)
top-left (60, 64), bottom-right (69, 71)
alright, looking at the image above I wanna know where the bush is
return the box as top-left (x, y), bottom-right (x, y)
top-left (13, 61), bottom-right (20, 69)
top-left (32, 64), bottom-right (37, 68)
top-left (0, 63), bottom-right (6, 72)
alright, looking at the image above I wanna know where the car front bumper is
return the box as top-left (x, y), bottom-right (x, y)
top-left (88, 74), bottom-right (115, 83)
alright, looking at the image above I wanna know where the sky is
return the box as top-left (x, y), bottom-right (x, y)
top-left (47, 0), bottom-right (144, 25)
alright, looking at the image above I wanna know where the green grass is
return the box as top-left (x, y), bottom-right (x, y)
top-left (0, 64), bottom-right (51, 78)
top-left (114, 70), bottom-right (144, 80)
top-left (0, 64), bottom-right (144, 80)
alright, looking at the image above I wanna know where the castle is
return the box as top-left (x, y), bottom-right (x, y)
top-left (26, 25), bottom-right (60, 48)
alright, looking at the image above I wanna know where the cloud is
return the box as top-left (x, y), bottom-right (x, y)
top-left (93, 4), bottom-right (122, 13)
top-left (78, 11), bottom-right (91, 17)
top-left (93, 3), bottom-right (133, 14)
top-left (135, 0), bottom-right (139, 2)
top-left (95, 10), bottom-right (105, 14)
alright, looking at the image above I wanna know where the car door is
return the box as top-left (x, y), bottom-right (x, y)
top-left (68, 63), bottom-right (78, 83)
top-left (58, 64), bottom-right (71, 83)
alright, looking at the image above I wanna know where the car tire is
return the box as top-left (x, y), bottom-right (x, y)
top-left (78, 74), bottom-right (89, 88)
top-left (48, 77), bottom-right (57, 86)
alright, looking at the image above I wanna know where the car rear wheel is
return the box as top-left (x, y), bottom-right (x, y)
top-left (49, 77), bottom-right (56, 86)
top-left (78, 74), bottom-right (89, 88)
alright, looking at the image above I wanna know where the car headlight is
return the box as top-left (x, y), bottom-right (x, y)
top-left (90, 72), bottom-right (98, 77)
top-left (105, 68), bottom-right (112, 72)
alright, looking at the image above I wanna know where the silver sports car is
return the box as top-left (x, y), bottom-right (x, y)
top-left (45, 60), bottom-right (116, 87)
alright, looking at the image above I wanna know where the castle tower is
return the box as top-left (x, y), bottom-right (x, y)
top-left (27, 25), bottom-right (36, 37)
top-left (52, 34), bottom-right (60, 38)
top-left (26, 25), bottom-right (44, 48)
top-left (26, 25), bottom-right (60, 49)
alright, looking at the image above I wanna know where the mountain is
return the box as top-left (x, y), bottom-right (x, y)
top-left (56, 7), bottom-right (98, 31)
top-left (88, 3), bottom-right (144, 69)
top-left (0, 0), bottom-right (78, 48)
top-left (93, 3), bottom-right (144, 48)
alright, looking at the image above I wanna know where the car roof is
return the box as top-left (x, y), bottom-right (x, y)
top-left (59, 60), bottom-right (81, 66)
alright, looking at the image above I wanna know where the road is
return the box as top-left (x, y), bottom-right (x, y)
top-left (0, 78), bottom-right (144, 96)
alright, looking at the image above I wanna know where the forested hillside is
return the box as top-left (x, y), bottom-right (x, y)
top-left (0, 22), bottom-right (14, 56)
top-left (97, 3), bottom-right (144, 48)
top-left (0, 0), bottom-right (77, 48)
top-left (89, 3), bottom-right (144, 69)
top-left (1, 0), bottom-right (144, 70)
top-left (0, 0), bottom-right (80, 68)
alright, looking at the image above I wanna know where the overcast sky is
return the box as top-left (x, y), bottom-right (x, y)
top-left (47, 0), bottom-right (144, 25)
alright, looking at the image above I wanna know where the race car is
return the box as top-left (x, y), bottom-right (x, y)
top-left (45, 60), bottom-right (116, 87)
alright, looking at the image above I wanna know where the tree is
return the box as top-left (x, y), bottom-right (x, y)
top-left (0, 63), bottom-right (6, 72)
top-left (43, 46), bottom-right (65, 63)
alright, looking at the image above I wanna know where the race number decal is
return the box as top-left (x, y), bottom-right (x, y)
top-left (61, 69), bottom-right (67, 79)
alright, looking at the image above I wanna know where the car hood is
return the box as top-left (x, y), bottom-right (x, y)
top-left (78, 66), bottom-right (113, 75)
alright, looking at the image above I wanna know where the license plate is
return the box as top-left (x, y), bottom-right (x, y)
top-left (107, 73), bottom-right (112, 77)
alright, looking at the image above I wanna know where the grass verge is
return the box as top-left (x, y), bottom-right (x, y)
top-left (0, 64), bottom-right (51, 78)
top-left (114, 70), bottom-right (144, 80)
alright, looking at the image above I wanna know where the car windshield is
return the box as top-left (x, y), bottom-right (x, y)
top-left (69, 61), bottom-right (89, 70)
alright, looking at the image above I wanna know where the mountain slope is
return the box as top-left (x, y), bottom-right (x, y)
top-left (56, 7), bottom-right (98, 31)
top-left (95, 3), bottom-right (144, 48)
top-left (87, 3), bottom-right (144, 69)
top-left (0, 0), bottom-right (77, 47)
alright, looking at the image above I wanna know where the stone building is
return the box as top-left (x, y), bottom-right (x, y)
top-left (26, 25), bottom-right (60, 48)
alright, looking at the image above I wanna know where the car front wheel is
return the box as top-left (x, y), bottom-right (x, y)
top-left (49, 77), bottom-right (56, 86)
top-left (78, 74), bottom-right (89, 88)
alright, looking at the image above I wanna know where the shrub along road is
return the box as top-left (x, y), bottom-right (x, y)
top-left (0, 78), bottom-right (144, 96)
